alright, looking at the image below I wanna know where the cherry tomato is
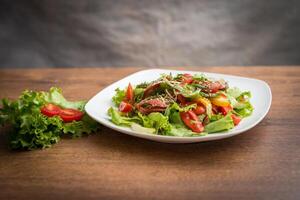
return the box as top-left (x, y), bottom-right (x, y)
top-left (231, 114), bottom-right (241, 126)
top-left (59, 108), bottom-right (84, 122)
top-left (182, 73), bottom-right (193, 84)
top-left (40, 103), bottom-right (61, 117)
top-left (126, 83), bottom-right (134, 102)
top-left (219, 105), bottom-right (233, 115)
top-left (180, 110), bottom-right (204, 133)
top-left (119, 101), bottom-right (133, 113)
top-left (193, 105), bottom-right (206, 115)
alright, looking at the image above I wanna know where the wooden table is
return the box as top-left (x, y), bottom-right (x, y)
top-left (0, 67), bottom-right (299, 200)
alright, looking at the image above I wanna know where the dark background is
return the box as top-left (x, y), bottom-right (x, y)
top-left (0, 0), bottom-right (299, 68)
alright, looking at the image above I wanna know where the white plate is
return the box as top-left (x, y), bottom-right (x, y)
top-left (85, 69), bottom-right (272, 143)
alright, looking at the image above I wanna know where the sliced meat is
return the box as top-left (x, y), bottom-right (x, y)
top-left (199, 81), bottom-right (226, 93)
top-left (142, 82), bottom-right (161, 99)
top-left (136, 98), bottom-right (168, 115)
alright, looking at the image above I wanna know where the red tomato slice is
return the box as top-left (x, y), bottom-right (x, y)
top-left (59, 108), bottom-right (84, 122)
top-left (231, 114), bottom-right (241, 126)
top-left (119, 101), bottom-right (133, 113)
top-left (219, 105), bottom-right (233, 115)
top-left (40, 103), bottom-right (61, 117)
top-left (180, 110), bottom-right (204, 133)
top-left (182, 73), bottom-right (193, 84)
top-left (193, 105), bottom-right (206, 115)
top-left (126, 83), bottom-right (134, 102)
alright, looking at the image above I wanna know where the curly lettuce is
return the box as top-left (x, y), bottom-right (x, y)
top-left (0, 87), bottom-right (99, 150)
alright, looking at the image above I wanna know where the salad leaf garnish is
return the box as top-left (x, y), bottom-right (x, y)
top-left (0, 87), bottom-right (99, 150)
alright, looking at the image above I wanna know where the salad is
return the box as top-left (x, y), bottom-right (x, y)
top-left (108, 73), bottom-right (253, 137)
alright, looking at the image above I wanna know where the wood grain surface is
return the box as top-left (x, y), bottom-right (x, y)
top-left (0, 67), bottom-right (299, 200)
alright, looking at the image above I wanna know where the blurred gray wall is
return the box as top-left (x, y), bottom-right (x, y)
top-left (0, 0), bottom-right (299, 68)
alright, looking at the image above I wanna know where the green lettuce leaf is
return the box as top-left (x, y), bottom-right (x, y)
top-left (62, 115), bottom-right (99, 137)
top-left (227, 87), bottom-right (243, 98)
top-left (112, 88), bottom-right (125, 106)
top-left (133, 88), bottom-right (144, 103)
top-left (44, 87), bottom-right (86, 111)
top-left (192, 73), bottom-right (208, 81)
top-left (164, 102), bottom-right (196, 116)
top-left (146, 112), bottom-right (171, 134)
top-left (108, 107), bottom-right (172, 134)
top-left (137, 112), bottom-right (171, 134)
top-left (234, 102), bottom-right (254, 117)
top-left (209, 114), bottom-right (224, 122)
top-left (10, 113), bottom-right (63, 149)
top-left (167, 124), bottom-right (207, 137)
top-left (169, 111), bottom-right (185, 126)
top-left (204, 113), bottom-right (234, 133)
top-left (107, 107), bottom-right (141, 126)
top-left (226, 87), bottom-right (253, 117)
top-left (131, 123), bottom-right (155, 134)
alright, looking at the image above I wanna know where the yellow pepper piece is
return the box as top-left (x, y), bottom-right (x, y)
top-left (194, 97), bottom-right (212, 117)
top-left (210, 94), bottom-right (230, 107)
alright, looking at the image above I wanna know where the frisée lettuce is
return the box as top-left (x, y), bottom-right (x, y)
top-left (0, 87), bottom-right (99, 150)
